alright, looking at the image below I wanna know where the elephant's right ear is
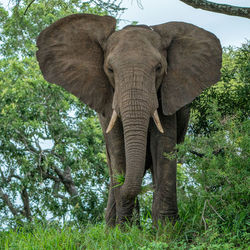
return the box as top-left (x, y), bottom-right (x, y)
top-left (36, 14), bottom-right (116, 114)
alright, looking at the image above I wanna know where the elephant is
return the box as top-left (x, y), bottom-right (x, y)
top-left (36, 13), bottom-right (222, 226)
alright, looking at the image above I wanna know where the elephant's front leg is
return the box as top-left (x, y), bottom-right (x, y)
top-left (99, 114), bottom-right (128, 225)
top-left (105, 131), bottom-right (140, 225)
top-left (150, 113), bottom-right (178, 225)
top-left (105, 181), bottom-right (116, 226)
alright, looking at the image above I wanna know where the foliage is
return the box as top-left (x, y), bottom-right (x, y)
top-left (0, 0), bottom-right (123, 227)
top-left (1, 216), bottom-right (249, 249)
top-left (190, 41), bottom-right (250, 135)
top-left (0, 56), bottom-right (109, 226)
top-left (177, 118), bottom-right (249, 242)
top-left (0, 0), bottom-right (124, 58)
top-left (136, 117), bottom-right (249, 248)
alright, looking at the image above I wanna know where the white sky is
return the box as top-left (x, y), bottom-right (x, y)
top-left (1, 0), bottom-right (250, 46)
top-left (119, 0), bottom-right (250, 47)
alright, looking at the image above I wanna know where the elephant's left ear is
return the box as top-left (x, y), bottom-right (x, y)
top-left (152, 22), bottom-right (222, 115)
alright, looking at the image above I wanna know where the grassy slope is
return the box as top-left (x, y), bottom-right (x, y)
top-left (1, 221), bottom-right (248, 250)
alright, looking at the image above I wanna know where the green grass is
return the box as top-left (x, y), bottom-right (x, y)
top-left (0, 219), bottom-right (248, 250)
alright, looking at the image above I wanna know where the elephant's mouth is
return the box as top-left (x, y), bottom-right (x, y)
top-left (106, 109), bottom-right (164, 134)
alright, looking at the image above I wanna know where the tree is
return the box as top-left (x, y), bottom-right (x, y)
top-left (174, 117), bottom-right (250, 243)
top-left (0, 0), bottom-right (124, 58)
top-left (176, 42), bottom-right (249, 239)
top-left (190, 41), bottom-right (250, 135)
top-left (0, 0), bottom-right (123, 227)
top-left (134, 0), bottom-right (250, 18)
top-left (180, 0), bottom-right (250, 19)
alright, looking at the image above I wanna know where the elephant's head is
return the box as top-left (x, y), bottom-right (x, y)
top-left (36, 14), bottom-right (221, 198)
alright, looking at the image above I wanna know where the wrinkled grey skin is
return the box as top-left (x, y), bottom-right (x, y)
top-left (36, 14), bottom-right (222, 226)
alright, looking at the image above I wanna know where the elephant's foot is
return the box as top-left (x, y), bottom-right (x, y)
top-left (133, 197), bottom-right (141, 227)
top-left (152, 192), bottom-right (178, 227)
top-left (117, 204), bottom-right (134, 225)
top-left (105, 202), bottom-right (116, 227)
top-left (116, 197), bottom-right (140, 226)
top-left (152, 213), bottom-right (179, 228)
top-left (105, 186), bottom-right (117, 227)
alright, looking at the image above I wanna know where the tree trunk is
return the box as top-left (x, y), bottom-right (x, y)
top-left (180, 0), bottom-right (250, 19)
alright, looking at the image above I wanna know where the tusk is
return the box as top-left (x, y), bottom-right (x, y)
top-left (152, 110), bottom-right (164, 133)
top-left (106, 110), bottom-right (118, 133)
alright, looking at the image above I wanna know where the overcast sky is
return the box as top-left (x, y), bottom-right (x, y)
top-left (119, 0), bottom-right (250, 47)
top-left (1, 0), bottom-right (249, 47)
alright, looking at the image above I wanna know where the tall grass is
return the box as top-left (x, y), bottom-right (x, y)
top-left (1, 217), bottom-right (248, 249)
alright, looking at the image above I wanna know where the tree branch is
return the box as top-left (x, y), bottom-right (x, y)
top-left (0, 188), bottom-right (20, 217)
top-left (53, 166), bottom-right (78, 197)
top-left (42, 171), bottom-right (60, 182)
top-left (23, 0), bottom-right (36, 16)
top-left (35, 153), bottom-right (60, 182)
top-left (9, 174), bottom-right (22, 181)
top-left (200, 199), bottom-right (207, 230)
top-left (207, 200), bottom-right (225, 221)
top-left (189, 148), bottom-right (224, 158)
top-left (0, 168), bottom-right (22, 185)
top-left (52, 181), bottom-right (68, 200)
top-left (21, 187), bottom-right (32, 221)
top-left (15, 129), bottom-right (39, 154)
top-left (52, 164), bottom-right (85, 221)
top-left (0, 168), bottom-right (8, 184)
top-left (180, 0), bottom-right (250, 19)
top-left (189, 150), bottom-right (205, 158)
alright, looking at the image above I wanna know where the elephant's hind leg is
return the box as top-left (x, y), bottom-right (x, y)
top-left (150, 114), bottom-right (179, 225)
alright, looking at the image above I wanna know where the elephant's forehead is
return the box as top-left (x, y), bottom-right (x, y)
top-left (107, 27), bottom-right (162, 52)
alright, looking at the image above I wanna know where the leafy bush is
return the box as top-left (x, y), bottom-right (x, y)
top-left (191, 42), bottom-right (249, 135)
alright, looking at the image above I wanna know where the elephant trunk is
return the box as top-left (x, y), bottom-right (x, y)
top-left (108, 69), bottom-right (163, 222)
top-left (119, 88), bottom-right (151, 199)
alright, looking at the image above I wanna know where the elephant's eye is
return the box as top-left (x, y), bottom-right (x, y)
top-left (155, 63), bottom-right (162, 72)
top-left (108, 67), bottom-right (114, 73)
